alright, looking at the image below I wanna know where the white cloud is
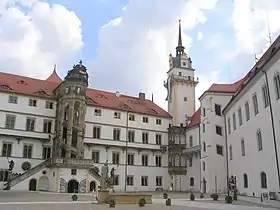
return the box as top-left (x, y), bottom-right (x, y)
top-left (232, 0), bottom-right (280, 58)
top-left (0, 0), bottom-right (83, 78)
top-left (91, 0), bottom-right (219, 110)
top-left (197, 32), bottom-right (203, 41)
top-left (228, 0), bottom-right (280, 79)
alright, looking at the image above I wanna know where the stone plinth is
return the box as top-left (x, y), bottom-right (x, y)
top-left (109, 192), bottom-right (152, 204)
top-left (97, 189), bottom-right (109, 203)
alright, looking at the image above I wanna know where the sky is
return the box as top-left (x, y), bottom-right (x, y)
top-left (1, 0), bottom-right (280, 110)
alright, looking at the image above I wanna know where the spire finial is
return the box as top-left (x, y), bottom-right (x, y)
top-left (176, 19), bottom-right (185, 55)
top-left (178, 19), bottom-right (182, 47)
top-left (79, 60), bottom-right (83, 66)
top-left (53, 64), bottom-right (57, 72)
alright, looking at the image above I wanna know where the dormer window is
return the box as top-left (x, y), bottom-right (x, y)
top-left (17, 80), bottom-right (27, 85)
top-left (28, 99), bottom-right (37, 107)
top-left (94, 109), bottom-right (101, 116)
top-left (45, 101), bottom-right (53, 109)
top-left (178, 72), bottom-right (182, 76)
top-left (114, 112), bottom-right (121, 119)
top-left (0, 85), bottom-right (12, 90)
top-left (143, 117), bottom-right (148, 123)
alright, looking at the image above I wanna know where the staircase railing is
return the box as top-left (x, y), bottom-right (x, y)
top-left (5, 158), bottom-right (51, 188)
top-left (88, 168), bottom-right (101, 181)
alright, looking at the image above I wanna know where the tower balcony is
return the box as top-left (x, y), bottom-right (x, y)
top-left (172, 75), bottom-right (199, 83)
top-left (183, 145), bottom-right (201, 155)
top-left (168, 140), bottom-right (186, 151)
top-left (168, 165), bottom-right (187, 175)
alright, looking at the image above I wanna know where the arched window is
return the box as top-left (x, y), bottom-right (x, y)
top-left (252, 93), bottom-right (259, 115)
top-left (190, 177), bottom-right (194, 186)
top-left (245, 101), bottom-right (250, 121)
top-left (189, 157), bottom-right (192, 167)
top-left (241, 138), bottom-right (245, 156)
top-left (189, 135), bottom-right (193, 147)
top-left (274, 74), bottom-right (280, 99)
top-left (227, 118), bottom-right (231, 134)
top-left (238, 107), bottom-right (243, 126)
top-left (243, 173), bottom-right (248, 188)
top-left (233, 113), bottom-right (236, 130)
top-left (64, 105), bottom-right (69, 120)
top-left (203, 142), bottom-right (206, 152)
top-left (73, 101), bottom-right (80, 126)
top-left (261, 172), bottom-right (267, 189)
top-left (256, 129), bottom-right (263, 151)
top-left (229, 145), bottom-right (233, 160)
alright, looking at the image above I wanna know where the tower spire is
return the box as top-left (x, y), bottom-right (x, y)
top-left (176, 20), bottom-right (185, 55)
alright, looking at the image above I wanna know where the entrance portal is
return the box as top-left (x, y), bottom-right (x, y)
top-left (68, 179), bottom-right (79, 193)
top-left (38, 176), bottom-right (49, 191)
top-left (29, 179), bottom-right (37, 191)
top-left (89, 181), bottom-right (96, 192)
top-left (203, 178), bottom-right (207, 193)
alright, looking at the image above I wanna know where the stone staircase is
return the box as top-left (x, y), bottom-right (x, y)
top-left (4, 159), bottom-right (51, 189)
top-left (88, 167), bottom-right (101, 181)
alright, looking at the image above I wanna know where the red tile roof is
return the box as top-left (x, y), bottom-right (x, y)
top-left (0, 71), bottom-right (171, 118)
top-left (199, 34), bottom-right (280, 100)
top-left (187, 108), bottom-right (201, 129)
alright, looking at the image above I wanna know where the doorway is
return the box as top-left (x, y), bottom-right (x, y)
top-left (89, 181), bottom-right (96, 192)
top-left (38, 176), bottom-right (49, 191)
top-left (29, 179), bottom-right (37, 191)
top-left (203, 178), bottom-right (207, 193)
top-left (68, 179), bottom-right (79, 193)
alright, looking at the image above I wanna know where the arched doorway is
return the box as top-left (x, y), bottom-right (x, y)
top-left (89, 181), bottom-right (96, 192)
top-left (38, 176), bottom-right (49, 191)
top-left (68, 179), bottom-right (79, 193)
top-left (29, 179), bottom-right (37, 191)
top-left (202, 178), bottom-right (206, 193)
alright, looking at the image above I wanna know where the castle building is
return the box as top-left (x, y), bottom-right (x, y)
top-left (0, 20), bottom-right (279, 199)
top-left (0, 61), bottom-right (172, 192)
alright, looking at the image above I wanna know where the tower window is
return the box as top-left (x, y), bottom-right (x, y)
top-left (184, 97), bottom-right (187, 102)
top-left (178, 72), bottom-right (182, 76)
top-left (182, 62), bottom-right (186, 66)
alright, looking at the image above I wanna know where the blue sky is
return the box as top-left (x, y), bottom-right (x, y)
top-left (1, 0), bottom-right (280, 109)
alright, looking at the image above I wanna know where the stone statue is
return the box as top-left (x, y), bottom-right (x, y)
top-left (110, 167), bottom-right (115, 178)
top-left (100, 162), bottom-right (116, 190)
top-left (100, 162), bottom-right (109, 189)
top-left (8, 160), bottom-right (14, 171)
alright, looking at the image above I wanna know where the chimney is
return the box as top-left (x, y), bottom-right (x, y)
top-left (139, 92), bottom-right (145, 104)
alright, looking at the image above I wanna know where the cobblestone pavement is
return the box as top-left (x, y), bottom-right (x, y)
top-left (0, 202), bottom-right (219, 210)
top-left (0, 191), bottom-right (279, 210)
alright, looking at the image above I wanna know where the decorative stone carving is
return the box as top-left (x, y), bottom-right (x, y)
top-left (79, 179), bottom-right (86, 193)
top-left (8, 160), bottom-right (14, 171)
top-left (21, 161), bottom-right (31, 171)
top-left (59, 178), bottom-right (67, 193)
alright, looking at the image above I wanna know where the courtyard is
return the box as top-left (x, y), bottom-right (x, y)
top-left (0, 191), bottom-right (280, 210)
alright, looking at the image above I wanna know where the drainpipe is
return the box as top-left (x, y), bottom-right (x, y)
top-left (124, 111), bottom-right (129, 192)
top-left (198, 125), bottom-right (202, 193)
top-left (261, 69), bottom-right (280, 190)
top-left (224, 115), bottom-right (230, 197)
